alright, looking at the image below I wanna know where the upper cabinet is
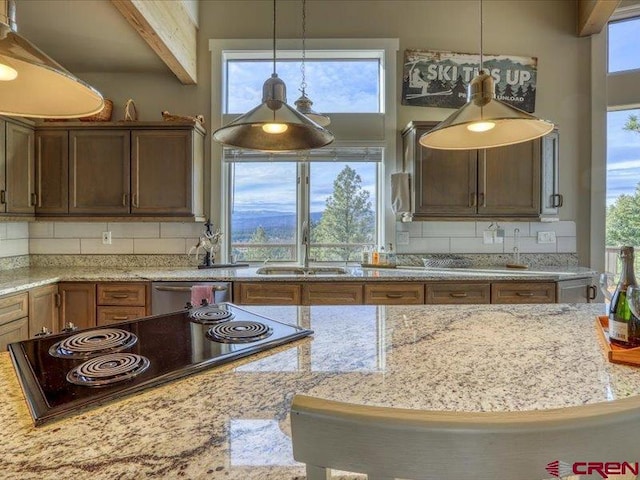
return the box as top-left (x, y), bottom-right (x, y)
top-left (34, 121), bottom-right (205, 220)
top-left (401, 121), bottom-right (559, 219)
top-left (0, 118), bottom-right (36, 216)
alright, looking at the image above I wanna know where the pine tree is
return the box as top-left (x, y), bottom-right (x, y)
top-left (451, 75), bottom-right (467, 105)
top-left (245, 225), bottom-right (288, 261)
top-left (314, 166), bottom-right (375, 261)
top-left (502, 83), bottom-right (514, 98)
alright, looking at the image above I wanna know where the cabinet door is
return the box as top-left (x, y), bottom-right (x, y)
top-left (541, 130), bottom-right (561, 216)
top-left (415, 135), bottom-right (477, 216)
top-left (557, 278), bottom-right (598, 303)
top-left (478, 140), bottom-right (541, 216)
top-left (302, 283), bottom-right (363, 305)
top-left (58, 283), bottom-right (96, 330)
top-left (234, 283), bottom-right (301, 305)
top-left (425, 283), bottom-right (490, 304)
top-left (131, 130), bottom-right (192, 215)
top-left (0, 119), bottom-right (5, 213)
top-left (0, 318), bottom-right (28, 351)
top-left (28, 284), bottom-right (59, 336)
top-left (35, 130), bottom-right (69, 214)
top-left (6, 121), bottom-right (35, 214)
top-left (69, 130), bottom-right (130, 214)
top-left (491, 282), bottom-right (556, 304)
top-left (364, 283), bottom-right (425, 304)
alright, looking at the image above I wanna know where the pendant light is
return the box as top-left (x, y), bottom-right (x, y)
top-left (419, 0), bottom-right (553, 150)
top-left (294, 0), bottom-right (330, 127)
top-left (0, 0), bottom-right (103, 118)
top-left (213, 0), bottom-right (334, 152)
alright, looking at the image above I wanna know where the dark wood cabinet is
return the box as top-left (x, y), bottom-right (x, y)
top-left (58, 282), bottom-right (96, 331)
top-left (34, 121), bottom-right (204, 220)
top-left (402, 121), bottom-right (552, 219)
top-left (69, 130), bottom-right (130, 215)
top-left (132, 130), bottom-right (195, 216)
top-left (28, 284), bottom-right (59, 336)
top-left (35, 130), bottom-right (69, 214)
top-left (4, 120), bottom-right (35, 214)
top-left (0, 292), bottom-right (28, 350)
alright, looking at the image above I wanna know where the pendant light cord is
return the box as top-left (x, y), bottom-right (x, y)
top-left (300, 0), bottom-right (307, 94)
top-left (272, 0), bottom-right (277, 76)
top-left (479, 0), bottom-right (483, 71)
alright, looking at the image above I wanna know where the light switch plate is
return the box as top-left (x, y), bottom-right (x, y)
top-left (483, 230), bottom-right (494, 244)
top-left (397, 231), bottom-right (410, 246)
top-left (495, 228), bottom-right (505, 244)
top-left (537, 231), bottom-right (556, 244)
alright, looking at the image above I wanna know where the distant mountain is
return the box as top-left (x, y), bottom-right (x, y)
top-left (231, 210), bottom-right (323, 240)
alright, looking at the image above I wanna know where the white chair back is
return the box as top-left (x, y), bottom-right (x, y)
top-left (290, 394), bottom-right (640, 480)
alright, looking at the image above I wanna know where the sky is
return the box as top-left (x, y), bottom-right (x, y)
top-left (607, 18), bottom-right (640, 207)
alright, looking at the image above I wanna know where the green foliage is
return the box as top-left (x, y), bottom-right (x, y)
top-left (607, 184), bottom-right (640, 247)
top-left (240, 225), bottom-right (292, 261)
top-left (624, 114), bottom-right (640, 134)
top-left (314, 165), bottom-right (375, 261)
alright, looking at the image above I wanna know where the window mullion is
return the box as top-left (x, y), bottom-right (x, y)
top-left (298, 162), bottom-right (310, 265)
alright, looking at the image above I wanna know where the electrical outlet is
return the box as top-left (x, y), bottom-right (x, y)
top-left (495, 228), bottom-right (505, 244)
top-left (397, 231), bottom-right (410, 246)
top-left (483, 230), bottom-right (494, 244)
top-left (102, 231), bottom-right (112, 245)
top-left (537, 231), bottom-right (556, 244)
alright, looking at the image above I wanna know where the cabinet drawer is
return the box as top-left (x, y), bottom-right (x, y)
top-left (491, 282), bottom-right (556, 304)
top-left (97, 306), bottom-right (147, 326)
top-left (425, 283), bottom-right (490, 304)
top-left (303, 283), bottom-right (363, 305)
top-left (364, 283), bottom-right (424, 305)
top-left (0, 317), bottom-right (28, 351)
top-left (97, 283), bottom-right (146, 306)
top-left (235, 283), bottom-right (301, 305)
top-left (0, 292), bottom-right (28, 327)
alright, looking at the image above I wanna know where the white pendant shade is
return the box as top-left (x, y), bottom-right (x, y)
top-left (0, 24), bottom-right (104, 118)
top-left (295, 94), bottom-right (331, 127)
top-left (420, 71), bottom-right (553, 150)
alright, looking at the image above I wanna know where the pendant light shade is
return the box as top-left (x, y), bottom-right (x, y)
top-left (0, 5), bottom-right (103, 118)
top-left (213, 0), bottom-right (334, 152)
top-left (419, 0), bottom-right (553, 150)
top-left (419, 71), bottom-right (554, 150)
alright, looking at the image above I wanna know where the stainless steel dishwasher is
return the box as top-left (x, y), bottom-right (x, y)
top-left (151, 281), bottom-right (232, 315)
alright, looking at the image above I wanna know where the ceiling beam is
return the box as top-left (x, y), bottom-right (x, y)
top-left (111, 0), bottom-right (197, 85)
top-left (577, 0), bottom-right (622, 37)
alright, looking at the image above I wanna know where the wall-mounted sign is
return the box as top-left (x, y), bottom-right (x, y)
top-left (402, 49), bottom-right (538, 113)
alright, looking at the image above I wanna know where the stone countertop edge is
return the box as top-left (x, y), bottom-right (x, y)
top-left (0, 265), bottom-right (599, 297)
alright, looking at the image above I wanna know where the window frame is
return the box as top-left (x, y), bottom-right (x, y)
top-left (209, 38), bottom-right (399, 263)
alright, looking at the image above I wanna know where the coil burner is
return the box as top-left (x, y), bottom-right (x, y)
top-left (206, 320), bottom-right (273, 344)
top-left (49, 329), bottom-right (138, 359)
top-left (67, 353), bottom-right (150, 387)
top-left (188, 305), bottom-right (235, 325)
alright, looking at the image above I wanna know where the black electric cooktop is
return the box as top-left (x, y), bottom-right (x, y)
top-left (8, 303), bottom-right (312, 426)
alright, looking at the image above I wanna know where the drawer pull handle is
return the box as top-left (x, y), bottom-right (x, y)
top-left (30, 192), bottom-right (37, 206)
top-left (109, 293), bottom-right (130, 299)
top-left (449, 292), bottom-right (468, 298)
top-left (552, 193), bottom-right (564, 208)
top-left (54, 293), bottom-right (61, 308)
top-left (153, 285), bottom-right (227, 292)
top-left (0, 190), bottom-right (5, 204)
top-left (385, 293), bottom-right (404, 298)
top-left (516, 292), bottom-right (535, 297)
top-left (588, 284), bottom-right (597, 300)
top-left (132, 193), bottom-right (139, 208)
top-left (469, 192), bottom-right (477, 207)
top-left (112, 316), bottom-right (129, 321)
top-left (122, 193), bottom-right (128, 207)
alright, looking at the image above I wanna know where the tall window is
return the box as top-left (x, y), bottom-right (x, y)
top-left (605, 16), bottom-right (640, 274)
top-left (211, 38), bottom-right (398, 264)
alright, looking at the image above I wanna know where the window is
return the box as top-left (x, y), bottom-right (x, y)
top-left (608, 17), bottom-right (640, 73)
top-left (227, 148), bottom-right (381, 263)
top-left (226, 59), bottom-right (381, 114)
top-left (211, 38), bottom-right (399, 264)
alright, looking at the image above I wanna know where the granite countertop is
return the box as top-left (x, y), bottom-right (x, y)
top-left (0, 303), bottom-right (636, 479)
top-left (0, 265), bottom-right (598, 297)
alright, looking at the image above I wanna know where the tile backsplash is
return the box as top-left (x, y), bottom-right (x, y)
top-left (29, 222), bottom-right (205, 255)
top-left (396, 220), bottom-right (576, 255)
top-left (0, 222), bottom-right (29, 258)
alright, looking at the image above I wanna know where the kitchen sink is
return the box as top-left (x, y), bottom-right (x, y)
top-left (256, 266), bottom-right (349, 275)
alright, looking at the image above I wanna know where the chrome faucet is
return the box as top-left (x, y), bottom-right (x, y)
top-left (301, 220), bottom-right (310, 268)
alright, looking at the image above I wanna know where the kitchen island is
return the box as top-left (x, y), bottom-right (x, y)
top-left (0, 303), bottom-right (631, 479)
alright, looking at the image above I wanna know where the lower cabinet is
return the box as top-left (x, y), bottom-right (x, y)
top-left (303, 283), bottom-right (363, 305)
top-left (556, 278), bottom-right (598, 303)
top-left (364, 283), bottom-right (425, 305)
top-left (425, 283), bottom-right (491, 304)
top-left (491, 282), bottom-right (556, 304)
top-left (0, 292), bottom-right (29, 351)
top-left (234, 283), bottom-right (302, 305)
top-left (59, 282), bottom-right (149, 330)
top-left (29, 284), bottom-right (59, 336)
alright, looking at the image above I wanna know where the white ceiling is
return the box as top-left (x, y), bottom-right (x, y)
top-left (15, 0), bottom-right (169, 74)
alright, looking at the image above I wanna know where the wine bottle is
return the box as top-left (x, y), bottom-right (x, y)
top-left (609, 246), bottom-right (640, 347)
